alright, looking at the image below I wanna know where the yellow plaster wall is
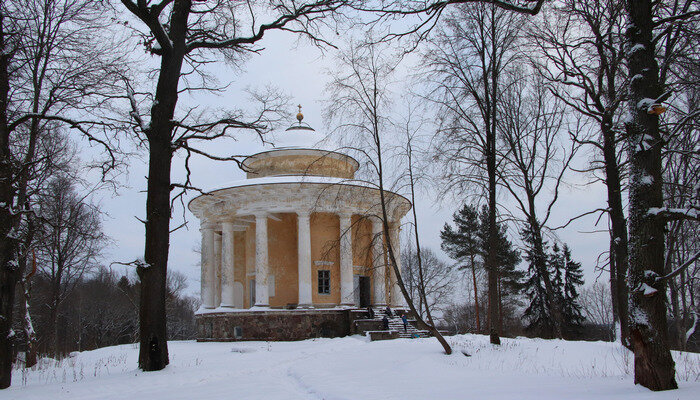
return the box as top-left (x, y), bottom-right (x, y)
top-left (268, 214), bottom-right (298, 307)
top-left (310, 212), bottom-right (340, 305)
top-left (352, 216), bottom-right (376, 303)
top-left (234, 213), bottom-right (386, 308)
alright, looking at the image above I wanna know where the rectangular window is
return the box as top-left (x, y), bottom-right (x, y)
top-left (318, 270), bottom-right (331, 294)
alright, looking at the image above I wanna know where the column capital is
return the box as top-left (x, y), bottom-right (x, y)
top-left (200, 221), bottom-right (217, 231)
top-left (337, 211), bottom-right (353, 220)
top-left (370, 216), bottom-right (384, 232)
top-left (221, 217), bottom-right (237, 224)
top-left (296, 209), bottom-right (312, 219)
top-left (254, 212), bottom-right (268, 220)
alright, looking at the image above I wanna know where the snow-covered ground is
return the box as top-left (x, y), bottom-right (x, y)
top-left (2, 335), bottom-right (699, 399)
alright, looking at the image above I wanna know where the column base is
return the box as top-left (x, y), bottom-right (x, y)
top-left (220, 304), bottom-right (236, 308)
top-left (250, 304), bottom-right (269, 310)
top-left (296, 303), bottom-right (315, 309)
top-left (340, 303), bottom-right (355, 308)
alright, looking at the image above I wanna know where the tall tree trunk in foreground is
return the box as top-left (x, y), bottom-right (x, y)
top-left (0, 12), bottom-right (18, 388)
top-left (601, 117), bottom-right (630, 346)
top-left (135, 2), bottom-right (188, 367)
top-left (624, 0), bottom-right (676, 391)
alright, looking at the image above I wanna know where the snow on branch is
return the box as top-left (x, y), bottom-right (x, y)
top-left (647, 206), bottom-right (700, 221)
top-left (656, 250), bottom-right (700, 284)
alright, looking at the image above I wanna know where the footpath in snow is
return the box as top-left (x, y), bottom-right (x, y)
top-left (1, 334), bottom-right (699, 400)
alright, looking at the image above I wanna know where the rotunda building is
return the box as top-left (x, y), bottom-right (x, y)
top-left (189, 113), bottom-right (411, 341)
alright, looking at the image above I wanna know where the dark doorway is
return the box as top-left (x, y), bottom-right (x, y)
top-left (359, 276), bottom-right (371, 307)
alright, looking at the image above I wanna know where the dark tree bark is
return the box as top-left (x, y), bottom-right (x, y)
top-left (624, 0), bottom-right (677, 391)
top-left (471, 255), bottom-right (481, 332)
top-left (132, 0), bottom-right (189, 371)
top-left (0, 11), bottom-right (20, 389)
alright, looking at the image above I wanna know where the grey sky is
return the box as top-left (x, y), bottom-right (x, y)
top-left (96, 29), bottom-right (611, 299)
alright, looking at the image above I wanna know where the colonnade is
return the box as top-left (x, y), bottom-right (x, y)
top-left (199, 212), bottom-right (404, 309)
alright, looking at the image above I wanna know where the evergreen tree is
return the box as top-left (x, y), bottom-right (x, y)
top-left (522, 226), bottom-right (555, 338)
top-left (524, 238), bottom-right (586, 339)
top-left (549, 244), bottom-right (565, 305)
top-left (440, 204), bottom-right (480, 263)
top-left (561, 245), bottom-right (585, 337)
top-left (441, 204), bottom-right (523, 332)
top-left (476, 206), bottom-right (523, 303)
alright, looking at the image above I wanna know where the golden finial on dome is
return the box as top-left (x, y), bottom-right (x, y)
top-left (296, 104), bottom-right (304, 122)
top-left (286, 104), bottom-right (315, 131)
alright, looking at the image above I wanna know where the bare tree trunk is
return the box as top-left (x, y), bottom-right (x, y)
top-left (133, 0), bottom-right (195, 372)
top-left (624, 0), bottom-right (677, 390)
top-left (601, 118), bottom-right (630, 347)
top-left (471, 255), bottom-right (481, 333)
top-left (486, 90), bottom-right (500, 345)
top-left (0, 12), bottom-right (19, 388)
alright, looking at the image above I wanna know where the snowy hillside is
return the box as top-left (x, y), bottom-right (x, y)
top-left (3, 335), bottom-right (699, 400)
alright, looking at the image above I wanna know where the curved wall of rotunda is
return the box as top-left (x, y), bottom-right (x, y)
top-left (242, 149), bottom-right (359, 179)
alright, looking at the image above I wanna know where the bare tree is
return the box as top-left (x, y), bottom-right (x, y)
top-left (0, 0), bottom-right (122, 388)
top-left (34, 174), bottom-right (106, 357)
top-left (423, 3), bottom-right (524, 345)
top-left (529, 0), bottom-right (631, 345)
top-left (115, 0), bottom-right (360, 371)
top-left (656, 0), bottom-right (700, 351)
top-left (495, 71), bottom-right (577, 338)
top-left (580, 282), bottom-right (613, 328)
top-left (325, 38), bottom-right (452, 354)
top-left (402, 247), bottom-right (454, 319)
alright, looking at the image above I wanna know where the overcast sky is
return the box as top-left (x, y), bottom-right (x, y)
top-left (92, 28), bottom-right (611, 299)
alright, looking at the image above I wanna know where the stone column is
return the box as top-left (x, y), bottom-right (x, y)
top-left (389, 222), bottom-right (406, 308)
top-left (339, 212), bottom-right (354, 306)
top-left (214, 231), bottom-right (222, 308)
top-left (220, 220), bottom-right (236, 307)
top-left (297, 211), bottom-right (312, 307)
top-left (200, 223), bottom-right (216, 309)
top-left (254, 213), bottom-right (269, 307)
top-left (371, 217), bottom-right (386, 306)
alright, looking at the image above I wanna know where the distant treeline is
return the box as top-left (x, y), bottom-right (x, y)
top-left (12, 267), bottom-right (197, 361)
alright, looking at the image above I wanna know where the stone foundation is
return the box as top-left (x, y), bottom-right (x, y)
top-left (196, 309), bottom-right (351, 341)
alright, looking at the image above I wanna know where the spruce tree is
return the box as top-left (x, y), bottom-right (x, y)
top-left (476, 206), bottom-right (523, 305)
top-left (440, 204), bottom-right (480, 262)
top-left (561, 244), bottom-right (585, 337)
top-left (441, 204), bottom-right (523, 332)
top-left (522, 226), bottom-right (555, 338)
top-left (549, 244), bottom-right (565, 305)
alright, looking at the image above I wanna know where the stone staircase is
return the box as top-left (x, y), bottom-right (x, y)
top-left (354, 308), bottom-right (430, 340)
top-left (386, 316), bottom-right (429, 338)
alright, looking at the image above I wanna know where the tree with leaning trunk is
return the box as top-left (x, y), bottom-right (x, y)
top-left (325, 38), bottom-right (452, 354)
